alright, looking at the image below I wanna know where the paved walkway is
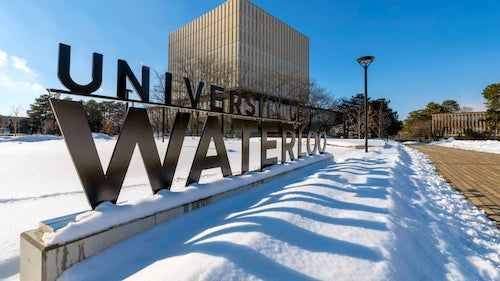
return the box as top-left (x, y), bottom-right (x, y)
top-left (408, 145), bottom-right (500, 228)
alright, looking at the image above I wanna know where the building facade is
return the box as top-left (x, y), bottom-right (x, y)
top-left (168, 0), bottom-right (309, 115)
top-left (432, 112), bottom-right (487, 138)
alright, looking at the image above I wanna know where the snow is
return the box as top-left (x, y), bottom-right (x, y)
top-left (430, 138), bottom-right (500, 154)
top-left (1, 136), bottom-right (499, 280)
top-left (326, 138), bottom-right (387, 148)
top-left (0, 134), bottom-right (62, 143)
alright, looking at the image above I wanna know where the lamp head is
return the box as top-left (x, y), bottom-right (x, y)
top-left (356, 56), bottom-right (375, 67)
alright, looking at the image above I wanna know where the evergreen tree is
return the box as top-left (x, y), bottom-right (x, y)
top-left (27, 94), bottom-right (127, 135)
top-left (373, 99), bottom-right (401, 138)
top-left (402, 100), bottom-right (460, 140)
top-left (441, 100), bottom-right (461, 113)
top-left (26, 94), bottom-right (57, 134)
top-left (481, 83), bottom-right (500, 138)
top-left (99, 101), bottom-right (126, 135)
top-left (337, 94), bottom-right (400, 138)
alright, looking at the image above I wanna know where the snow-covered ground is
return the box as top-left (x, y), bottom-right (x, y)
top-left (430, 138), bottom-right (500, 154)
top-left (0, 136), bottom-right (499, 280)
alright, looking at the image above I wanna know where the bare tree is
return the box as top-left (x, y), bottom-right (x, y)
top-left (460, 106), bottom-right (474, 112)
top-left (170, 52), bottom-right (238, 106)
top-left (10, 105), bottom-right (23, 137)
top-left (346, 94), bottom-right (366, 138)
top-left (306, 81), bottom-right (334, 129)
top-left (0, 117), bottom-right (8, 135)
top-left (165, 50), bottom-right (241, 136)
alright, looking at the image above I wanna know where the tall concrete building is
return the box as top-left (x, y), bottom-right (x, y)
top-left (168, 0), bottom-right (309, 104)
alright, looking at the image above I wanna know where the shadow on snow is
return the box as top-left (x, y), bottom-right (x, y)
top-left (61, 158), bottom-right (395, 280)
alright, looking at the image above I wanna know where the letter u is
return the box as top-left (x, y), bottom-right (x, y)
top-left (57, 43), bottom-right (103, 94)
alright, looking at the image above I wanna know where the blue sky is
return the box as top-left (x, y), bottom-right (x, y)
top-left (1, 0), bottom-right (499, 119)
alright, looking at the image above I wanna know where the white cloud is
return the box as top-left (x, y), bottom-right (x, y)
top-left (10, 56), bottom-right (31, 73)
top-left (0, 50), bottom-right (45, 115)
top-left (0, 73), bottom-right (45, 116)
top-left (0, 50), bottom-right (7, 66)
top-left (0, 74), bottom-right (44, 94)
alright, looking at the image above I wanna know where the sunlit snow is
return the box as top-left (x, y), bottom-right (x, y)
top-left (0, 136), bottom-right (498, 280)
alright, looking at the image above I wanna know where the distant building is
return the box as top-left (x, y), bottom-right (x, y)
top-left (432, 112), bottom-right (487, 138)
top-left (168, 0), bottom-right (310, 121)
top-left (0, 127), bottom-right (11, 135)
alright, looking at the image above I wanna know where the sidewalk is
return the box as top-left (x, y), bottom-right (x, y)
top-left (408, 145), bottom-right (500, 228)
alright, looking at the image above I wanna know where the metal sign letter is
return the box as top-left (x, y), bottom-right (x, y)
top-left (57, 43), bottom-right (103, 94)
top-left (188, 116), bottom-right (232, 185)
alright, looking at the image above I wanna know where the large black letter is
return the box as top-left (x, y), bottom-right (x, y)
top-left (184, 77), bottom-right (204, 108)
top-left (297, 124), bottom-right (308, 157)
top-left (211, 85), bottom-right (225, 112)
top-left (187, 116), bottom-right (232, 185)
top-left (165, 72), bottom-right (173, 105)
top-left (306, 130), bottom-right (318, 155)
top-left (230, 90), bottom-right (242, 115)
top-left (117, 60), bottom-right (150, 102)
top-left (58, 43), bottom-right (103, 94)
top-left (261, 121), bottom-right (279, 168)
top-left (281, 124), bottom-right (296, 162)
top-left (245, 94), bottom-right (256, 116)
top-left (233, 119), bottom-right (259, 173)
top-left (50, 99), bottom-right (189, 209)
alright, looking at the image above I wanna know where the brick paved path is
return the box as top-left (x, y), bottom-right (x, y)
top-left (408, 145), bottom-right (500, 227)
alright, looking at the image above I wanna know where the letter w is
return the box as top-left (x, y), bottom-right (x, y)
top-left (50, 99), bottom-right (189, 209)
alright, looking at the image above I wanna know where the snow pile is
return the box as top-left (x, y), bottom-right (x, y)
top-left (92, 133), bottom-right (114, 140)
top-left (0, 134), bottom-right (62, 142)
top-left (431, 138), bottom-right (500, 154)
top-left (327, 138), bottom-right (387, 148)
top-left (1, 137), bottom-right (499, 280)
top-left (0, 133), bottom-right (112, 143)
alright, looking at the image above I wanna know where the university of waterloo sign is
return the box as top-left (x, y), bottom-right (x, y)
top-left (51, 43), bottom-right (326, 209)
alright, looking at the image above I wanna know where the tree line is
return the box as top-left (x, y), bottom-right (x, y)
top-left (401, 100), bottom-right (461, 140)
top-left (22, 90), bottom-right (401, 141)
top-left (26, 94), bottom-right (127, 135)
top-left (334, 94), bottom-right (401, 139)
top-left (401, 83), bottom-right (499, 141)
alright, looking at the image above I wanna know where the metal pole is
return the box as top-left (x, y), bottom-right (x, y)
top-left (356, 55), bottom-right (374, 152)
top-left (364, 65), bottom-right (368, 153)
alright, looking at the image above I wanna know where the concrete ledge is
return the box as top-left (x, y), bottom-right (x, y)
top-left (20, 154), bottom-right (333, 281)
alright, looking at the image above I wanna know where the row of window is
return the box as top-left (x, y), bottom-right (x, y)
top-left (168, 0), bottom-right (309, 98)
top-left (170, 18), bottom-right (308, 69)
top-left (432, 113), bottom-right (485, 122)
top-left (436, 127), bottom-right (486, 133)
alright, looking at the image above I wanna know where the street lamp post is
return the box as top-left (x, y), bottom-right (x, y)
top-left (356, 56), bottom-right (375, 153)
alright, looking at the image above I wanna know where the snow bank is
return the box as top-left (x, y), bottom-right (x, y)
top-left (0, 133), bottom-right (113, 143)
top-left (0, 135), bottom-right (62, 142)
top-left (327, 138), bottom-right (387, 148)
top-left (92, 133), bottom-right (114, 140)
top-left (431, 138), bottom-right (500, 154)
